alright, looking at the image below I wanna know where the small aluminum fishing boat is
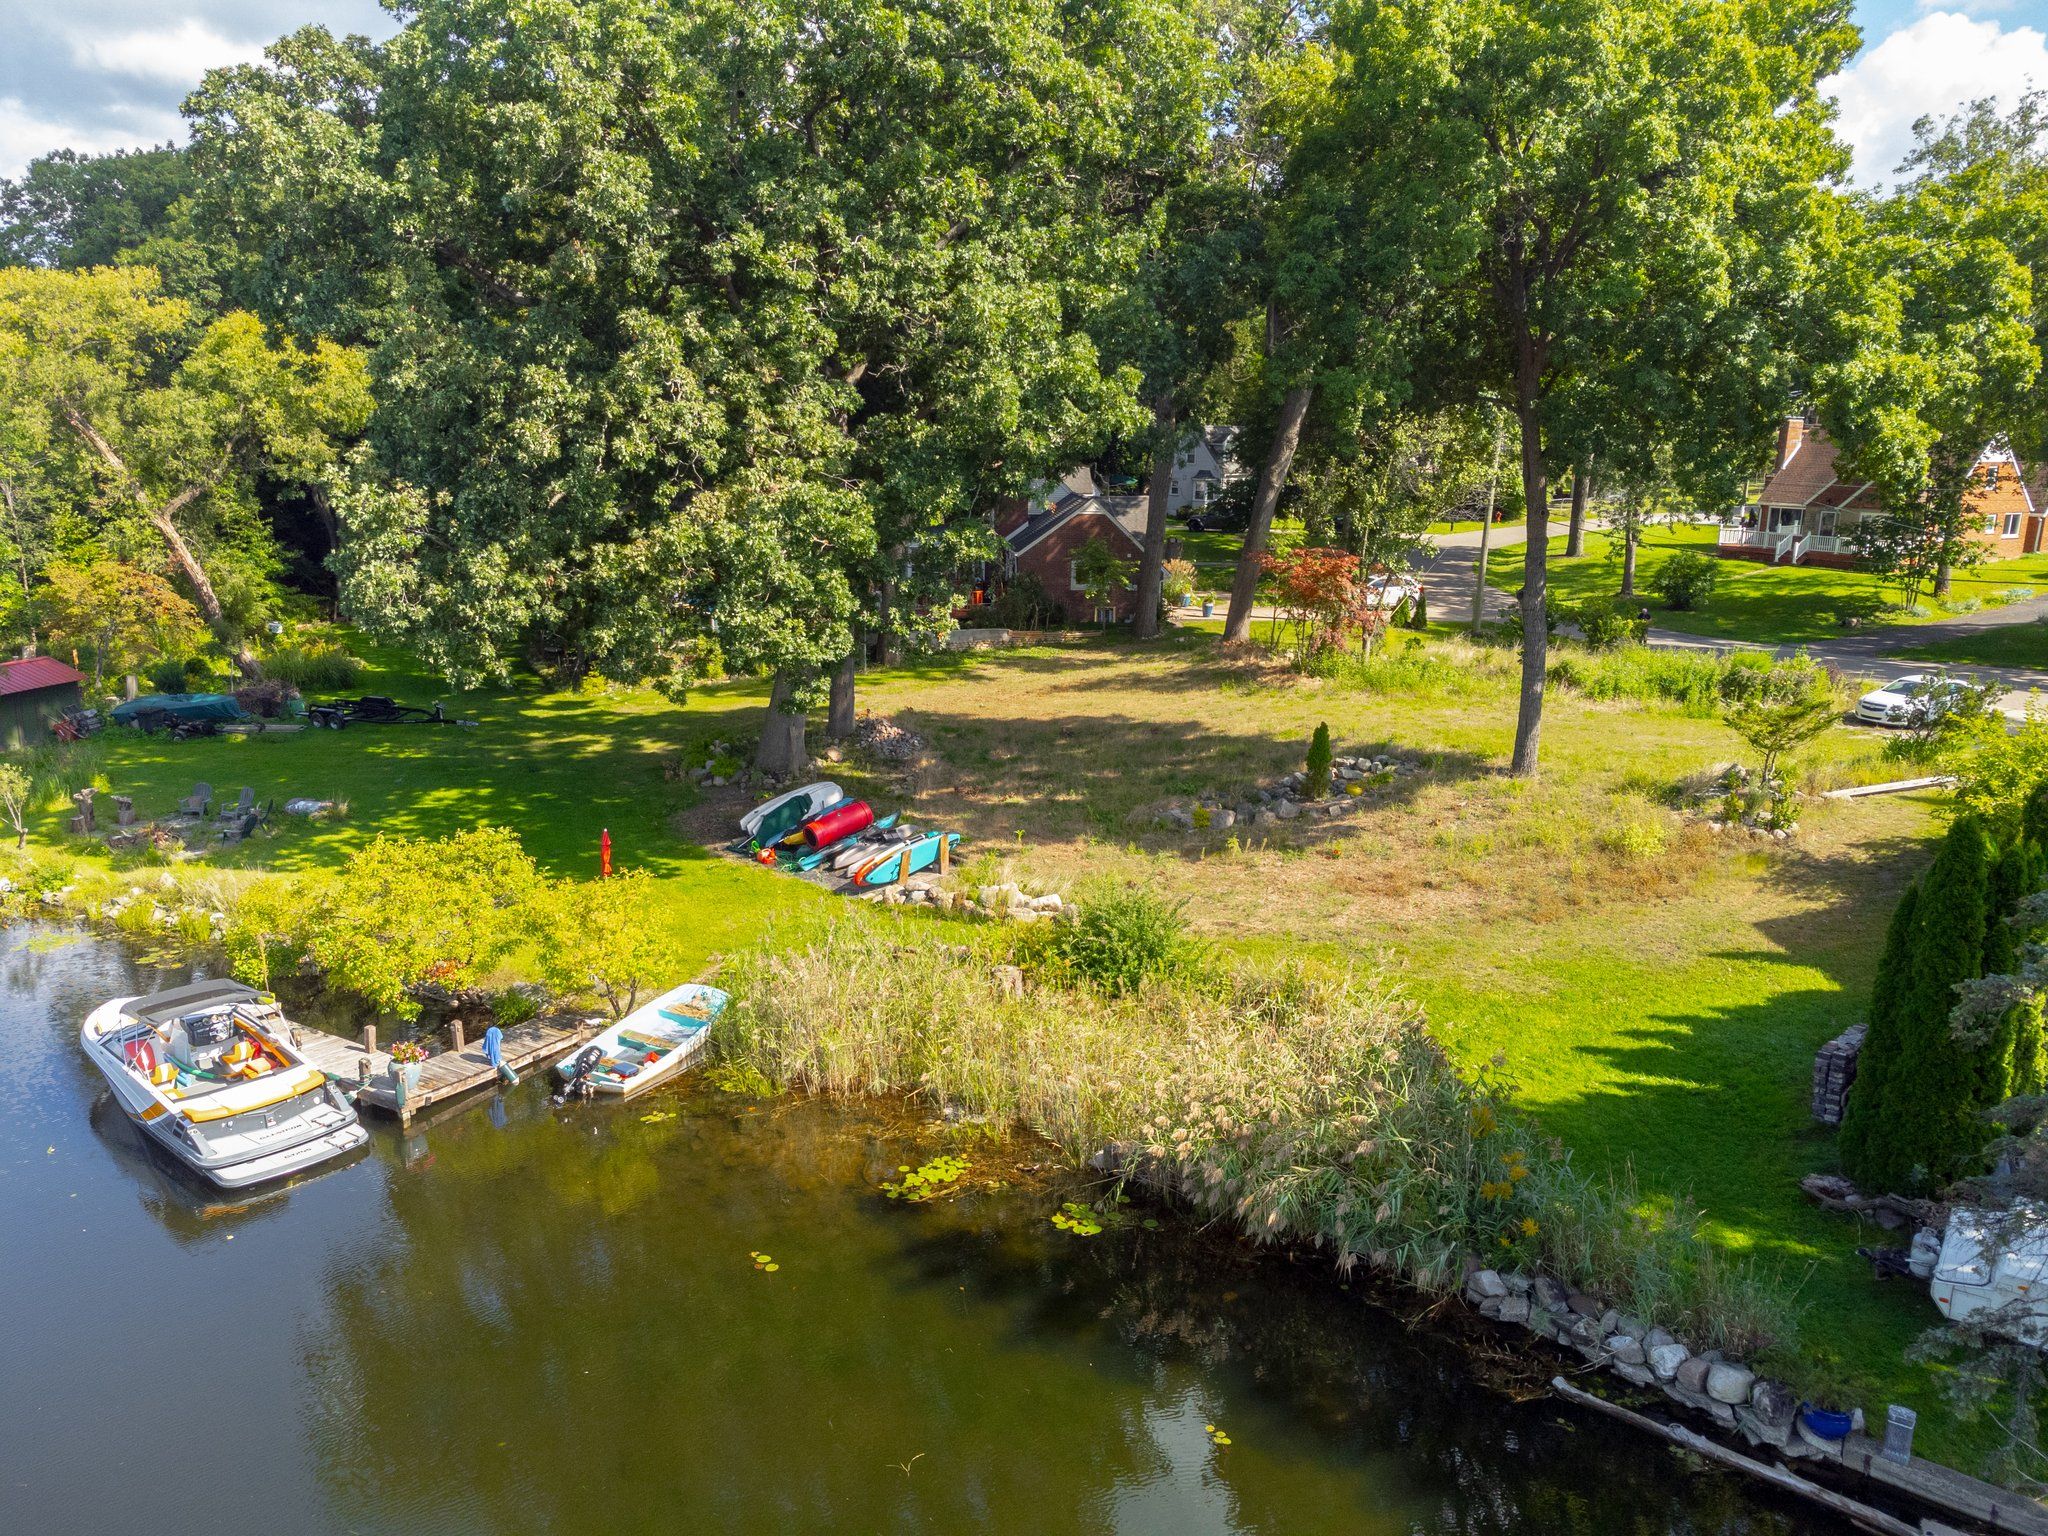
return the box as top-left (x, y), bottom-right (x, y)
top-left (81, 979), bottom-right (368, 1189)
top-left (555, 982), bottom-right (728, 1101)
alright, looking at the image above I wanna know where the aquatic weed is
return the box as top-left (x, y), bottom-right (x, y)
top-left (881, 1153), bottom-right (969, 1202)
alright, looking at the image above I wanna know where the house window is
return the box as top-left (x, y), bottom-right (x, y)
top-left (2006, 513), bottom-right (2023, 538)
top-left (1066, 560), bottom-right (1084, 593)
top-left (1986, 464), bottom-right (2003, 490)
top-left (1987, 513), bottom-right (2001, 534)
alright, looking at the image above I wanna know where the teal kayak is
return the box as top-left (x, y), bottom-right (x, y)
top-left (852, 830), bottom-right (961, 887)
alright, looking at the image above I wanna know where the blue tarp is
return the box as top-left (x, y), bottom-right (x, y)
top-left (109, 693), bottom-right (250, 725)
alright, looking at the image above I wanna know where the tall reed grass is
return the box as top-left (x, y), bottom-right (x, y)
top-left (723, 917), bottom-right (1793, 1356)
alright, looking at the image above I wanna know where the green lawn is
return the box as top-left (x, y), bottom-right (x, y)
top-left (44, 626), bottom-right (2015, 1470)
top-left (1172, 518), bottom-right (1302, 579)
top-left (1486, 524), bottom-right (2048, 651)
top-left (60, 642), bottom-right (832, 977)
top-left (1894, 621), bottom-right (2048, 670)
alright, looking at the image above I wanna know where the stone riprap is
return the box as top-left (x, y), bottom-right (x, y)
top-left (1461, 1264), bottom-right (1823, 1458)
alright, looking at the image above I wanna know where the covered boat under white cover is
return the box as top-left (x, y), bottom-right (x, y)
top-left (1932, 1205), bottom-right (2048, 1345)
top-left (81, 979), bottom-right (367, 1189)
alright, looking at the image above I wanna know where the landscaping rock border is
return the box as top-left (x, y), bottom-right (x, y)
top-left (1155, 753), bottom-right (1410, 833)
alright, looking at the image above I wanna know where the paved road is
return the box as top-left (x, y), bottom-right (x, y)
top-left (1171, 519), bottom-right (1557, 630)
top-left (1172, 520), bottom-right (2048, 711)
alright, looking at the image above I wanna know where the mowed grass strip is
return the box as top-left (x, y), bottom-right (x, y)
top-left (1486, 523), bottom-right (2048, 654)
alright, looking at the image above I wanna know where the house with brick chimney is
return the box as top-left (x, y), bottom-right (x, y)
top-left (1717, 412), bottom-right (2047, 569)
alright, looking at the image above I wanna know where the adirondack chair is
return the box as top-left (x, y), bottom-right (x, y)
top-left (225, 786), bottom-right (256, 818)
top-left (178, 782), bottom-right (212, 817)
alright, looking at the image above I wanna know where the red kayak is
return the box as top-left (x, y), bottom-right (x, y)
top-left (803, 800), bottom-right (873, 848)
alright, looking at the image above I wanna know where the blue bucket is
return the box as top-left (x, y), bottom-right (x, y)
top-left (1800, 1404), bottom-right (1852, 1441)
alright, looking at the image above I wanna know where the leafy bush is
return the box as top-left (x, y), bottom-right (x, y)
top-left (991, 572), bottom-right (1059, 631)
top-left (1652, 550), bottom-right (1720, 610)
top-left (1547, 644), bottom-right (1764, 715)
top-left (260, 642), bottom-right (364, 691)
top-left (1033, 883), bottom-right (1196, 996)
top-left (1839, 818), bottom-right (2000, 1194)
top-left (147, 659), bottom-right (189, 695)
top-left (535, 869), bottom-right (671, 1015)
top-left (301, 827), bottom-right (541, 1016)
top-left (1305, 722), bottom-right (1333, 799)
top-left (1573, 595), bottom-right (1646, 649)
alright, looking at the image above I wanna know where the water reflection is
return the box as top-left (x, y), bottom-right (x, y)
top-left (1, 927), bottom-right (1840, 1536)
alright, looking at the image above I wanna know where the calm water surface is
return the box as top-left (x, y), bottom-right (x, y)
top-left (0, 928), bottom-right (1838, 1535)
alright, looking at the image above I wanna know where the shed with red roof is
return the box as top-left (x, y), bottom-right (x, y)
top-left (0, 657), bottom-right (84, 747)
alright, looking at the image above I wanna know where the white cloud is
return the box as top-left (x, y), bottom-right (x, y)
top-left (0, 94), bottom-right (181, 177)
top-left (68, 18), bottom-right (267, 87)
top-left (1825, 11), bottom-right (2048, 186)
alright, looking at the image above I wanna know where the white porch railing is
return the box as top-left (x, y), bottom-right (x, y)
top-left (1716, 524), bottom-right (1772, 550)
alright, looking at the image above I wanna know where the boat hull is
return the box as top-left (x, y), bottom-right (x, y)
top-left (556, 982), bottom-right (729, 1102)
top-left (81, 995), bottom-right (369, 1190)
top-left (854, 831), bottom-right (960, 887)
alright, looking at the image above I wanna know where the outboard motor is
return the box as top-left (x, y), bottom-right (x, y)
top-left (553, 1045), bottom-right (603, 1105)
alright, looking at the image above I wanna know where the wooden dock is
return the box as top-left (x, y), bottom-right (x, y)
top-left (294, 1016), bottom-right (599, 1125)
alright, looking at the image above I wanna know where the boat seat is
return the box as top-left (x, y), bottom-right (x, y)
top-left (656, 1009), bottom-right (709, 1030)
top-left (617, 1030), bottom-right (682, 1053)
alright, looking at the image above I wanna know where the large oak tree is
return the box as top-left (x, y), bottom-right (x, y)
top-left (191, 0), bottom-right (1209, 772)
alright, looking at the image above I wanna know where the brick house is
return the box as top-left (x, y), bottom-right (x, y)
top-left (1718, 413), bottom-right (2047, 568)
top-left (994, 468), bottom-right (1149, 622)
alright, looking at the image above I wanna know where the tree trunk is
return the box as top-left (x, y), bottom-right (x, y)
top-left (755, 671), bottom-right (810, 778)
top-left (1471, 416), bottom-right (1506, 636)
top-left (875, 548), bottom-right (904, 666)
top-left (1222, 384), bottom-right (1314, 645)
top-left (1133, 394), bottom-right (1176, 641)
top-left (57, 400), bottom-right (260, 675)
top-left (1620, 526), bottom-right (1639, 599)
top-left (1934, 554), bottom-right (1953, 600)
top-left (1566, 464), bottom-right (1589, 558)
top-left (1509, 392), bottom-right (1549, 778)
top-left (827, 644), bottom-right (858, 740)
top-left (0, 481), bottom-right (33, 646)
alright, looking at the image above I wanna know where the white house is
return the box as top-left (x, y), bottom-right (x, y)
top-left (1164, 426), bottom-right (1243, 515)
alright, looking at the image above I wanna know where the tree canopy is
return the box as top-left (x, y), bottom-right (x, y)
top-left (191, 0), bottom-right (1212, 766)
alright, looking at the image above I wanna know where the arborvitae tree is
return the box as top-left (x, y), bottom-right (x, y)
top-left (1305, 722), bottom-right (1333, 800)
top-left (1838, 882), bottom-right (1918, 1182)
top-left (1840, 818), bottom-right (1995, 1193)
top-left (1983, 834), bottom-right (2048, 1097)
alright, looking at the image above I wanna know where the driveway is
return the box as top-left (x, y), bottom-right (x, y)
top-left (1170, 519), bottom-right (1561, 630)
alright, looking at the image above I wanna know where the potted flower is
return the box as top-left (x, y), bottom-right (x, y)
top-left (389, 1039), bottom-right (429, 1103)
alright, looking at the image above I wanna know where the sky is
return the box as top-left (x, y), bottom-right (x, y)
top-left (0, 0), bottom-right (2042, 186)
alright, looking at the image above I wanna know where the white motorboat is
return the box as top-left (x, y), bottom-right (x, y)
top-left (555, 982), bottom-right (728, 1100)
top-left (81, 979), bottom-right (368, 1189)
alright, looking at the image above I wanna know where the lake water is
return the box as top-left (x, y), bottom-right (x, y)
top-left (0, 927), bottom-right (1839, 1534)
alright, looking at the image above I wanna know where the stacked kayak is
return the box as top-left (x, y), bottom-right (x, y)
top-left (735, 783), bottom-right (962, 890)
